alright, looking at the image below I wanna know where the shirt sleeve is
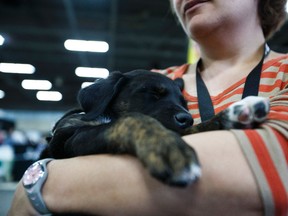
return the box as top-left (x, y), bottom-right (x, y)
top-left (231, 87), bottom-right (288, 216)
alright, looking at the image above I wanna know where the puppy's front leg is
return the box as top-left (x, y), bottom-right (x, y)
top-left (185, 96), bottom-right (270, 134)
top-left (101, 113), bottom-right (201, 187)
top-left (60, 113), bottom-right (200, 186)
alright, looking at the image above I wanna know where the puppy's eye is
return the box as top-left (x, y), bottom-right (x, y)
top-left (150, 86), bottom-right (166, 100)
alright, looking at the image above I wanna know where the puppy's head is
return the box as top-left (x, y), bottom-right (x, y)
top-left (78, 69), bottom-right (193, 133)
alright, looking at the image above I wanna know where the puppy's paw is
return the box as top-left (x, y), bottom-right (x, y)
top-left (114, 114), bottom-right (201, 187)
top-left (223, 96), bottom-right (270, 129)
top-left (137, 131), bottom-right (201, 187)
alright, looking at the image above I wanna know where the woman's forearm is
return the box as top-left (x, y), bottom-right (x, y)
top-left (44, 155), bottom-right (196, 216)
top-left (9, 130), bottom-right (264, 216)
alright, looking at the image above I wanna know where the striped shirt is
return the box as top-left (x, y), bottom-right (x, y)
top-left (154, 55), bottom-right (288, 216)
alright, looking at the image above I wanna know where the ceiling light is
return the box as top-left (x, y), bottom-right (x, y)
top-left (0, 35), bottom-right (4, 46)
top-left (0, 90), bottom-right (5, 99)
top-left (286, 2), bottom-right (288, 13)
top-left (22, 79), bottom-right (52, 90)
top-left (75, 67), bottom-right (109, 78)
top-left (64, 39), bottom-right (109, 52)
top-left (81, 82), bottom-right (94, 88)
top-left (36, 91), bottom-right (62, 101)
top-left (0, 63), bottom-right (35, 74)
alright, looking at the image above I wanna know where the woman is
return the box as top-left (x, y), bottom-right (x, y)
top-left (8, 0), bottom-right (288, 215)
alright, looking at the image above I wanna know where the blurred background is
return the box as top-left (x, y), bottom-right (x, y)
top-left (0, 0), bottom-right (287, 214)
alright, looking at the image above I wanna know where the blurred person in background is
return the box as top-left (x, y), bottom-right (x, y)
top-left (0, 118), bottom-right (15, 182)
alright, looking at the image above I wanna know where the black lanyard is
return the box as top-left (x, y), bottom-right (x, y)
top-left (196, 44), bottom-right (270, 122)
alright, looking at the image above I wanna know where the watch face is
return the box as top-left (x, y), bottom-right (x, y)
top-left (23, 162), bottom-right (44, 187)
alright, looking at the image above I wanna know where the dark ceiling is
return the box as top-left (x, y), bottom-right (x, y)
top-left (0, 0), bottom-right (287, 111)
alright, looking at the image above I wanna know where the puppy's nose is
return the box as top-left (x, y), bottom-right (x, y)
top-left (174, 112), bottom-right (194, 129)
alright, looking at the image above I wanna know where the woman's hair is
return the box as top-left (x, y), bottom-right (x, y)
top-left (258, 0), bottom-right (287, 39)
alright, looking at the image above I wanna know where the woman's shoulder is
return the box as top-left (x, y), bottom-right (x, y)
top-left (264, 51), bottom-right (288, 67)
top-left (263, 51), bottom-right (288, 74)
top-left (267, 51), bottom-right (288, 59)
top-left (262, 51), bottom-right (288, 91)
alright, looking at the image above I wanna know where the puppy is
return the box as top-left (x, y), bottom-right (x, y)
top-left (41, 69), bottom-right (269, 186)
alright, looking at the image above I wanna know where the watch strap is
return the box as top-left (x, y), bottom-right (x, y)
top-left (23, 158), bottom-right (53, 215)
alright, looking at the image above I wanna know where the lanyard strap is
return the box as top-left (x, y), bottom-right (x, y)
top-left (196, 44), bottom-right (270, 122)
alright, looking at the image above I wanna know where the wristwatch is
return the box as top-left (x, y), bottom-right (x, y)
top-left (22, 158), bottom-right (53, 215)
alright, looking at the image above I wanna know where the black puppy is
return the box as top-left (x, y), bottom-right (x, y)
top-left (41, 69), bottom-right (269, 186)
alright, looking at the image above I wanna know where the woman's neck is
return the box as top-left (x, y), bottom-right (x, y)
top-left (202, 35), bottom-right (264, 65)
top-left (190, 25), bottom-right (267, 96)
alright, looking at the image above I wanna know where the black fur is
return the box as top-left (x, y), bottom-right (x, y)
top-left (40, 70), bottom-right (230, 186)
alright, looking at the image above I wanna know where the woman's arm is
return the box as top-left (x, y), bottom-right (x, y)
top-left (8, 131), bottom-right (263, 216)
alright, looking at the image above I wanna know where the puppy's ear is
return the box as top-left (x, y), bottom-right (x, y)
top-left (78, 71), bottom-right (125, 119)
top-left (174, 78), bottom-right (185, 91)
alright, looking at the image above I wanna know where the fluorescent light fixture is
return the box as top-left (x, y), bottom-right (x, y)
top-left (75, 67), bottom-right (109, 78)
top-left (64, 39), bottom-right (109, 53)
top-left (0, 90), bottom-right (5, 99)
top-left (0, 35), bottom-right (4, 46)
top-left (81, 82), bottom-right (94, 88)
top-left (286, 2), bottom-right (288, 13)
top-left (36, 91), bottom-right (62, 101)
top-left (0, 63), bottom-right (35, 74)
top-left (22, 79), bottom-right (52, 90)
